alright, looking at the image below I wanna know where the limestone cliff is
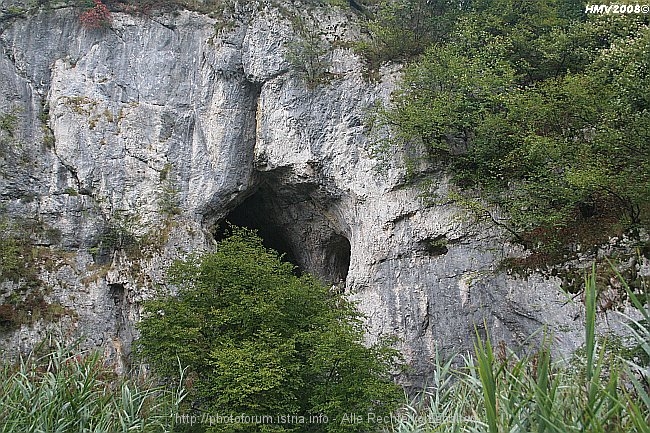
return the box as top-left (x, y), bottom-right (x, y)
top-left (0, 2), bottom-right (611, 384)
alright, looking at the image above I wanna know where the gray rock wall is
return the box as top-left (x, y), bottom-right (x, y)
top-left (0, 3), bottom-right (606, 383)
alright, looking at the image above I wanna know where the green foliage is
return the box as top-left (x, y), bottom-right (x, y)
top-left (136, 227), bottom-right (402, 432)
top-left (98, 210), bottom-right (141, 253)
top-left (377, 1), bottom-right (650, 261)
top-left (0, 109), bottom-right (20, 160)
top-left (0, 292), bottom-right (71, 333)
top-left (0, 216), bottom-right (72, 332)
top-left (325, 0), bottom-right (348, 7)
top-left (0, 112), bottom-right (18, 137)
top-left (0, 215), bottom-right (61, 285)
top-left (391, 271), bottom-right (650, 433)
top-left (3, 6), bottom-right (27, 17)
top-left (0, 220), bottom-right (27, 285)
top-left (159, 184), bottom-right (181, 216)
top-left (473, 332), bottom-right (498, 433)
top-left (158, 164), bottom-right (182, 216)
top-left (357, 0), bottom-right (462, 68)
top-left (616, 266), bottom-right (650, 404)
top-left (0, 336), bottom-right (186, 432)
top-left (286, 15), bottom-right (332, 85)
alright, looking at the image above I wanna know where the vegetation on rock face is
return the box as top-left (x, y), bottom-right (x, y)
top-left (356, 0), bottom-right (464, 68)
top-left (79, 0), bottom-right (113, 29)
top-left (286, 14), bottom-right (333, 86)
top-left (136, 228), bottom-right (402, 433)
top-left (0, 216), bottom-right (71, 332)
top-left (366, 0), bottom-right (650, 273)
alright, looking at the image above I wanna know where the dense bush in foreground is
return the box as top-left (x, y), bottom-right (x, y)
top-left (136, 228), bottom-right (403, 433)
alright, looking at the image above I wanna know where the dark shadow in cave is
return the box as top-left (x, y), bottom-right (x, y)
top-left (324, 233), bottom-right (351, 283)
top-left (215, 190), bottom-right (301, 272)
top-left (214, 187), bottom-right (351, 285)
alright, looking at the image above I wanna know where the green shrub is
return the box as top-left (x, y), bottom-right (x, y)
top-left (0, 112), bottom-right (18, 137)
top-left (136, 227), bottom-right (402, 432)
top-left (376, 4), bottom-right (650, 262)
top-left (98, 210), bottom-right (141, 253)
top-left (356, 0), bottom-right (461, 68)
top-left (286, 15), bottom-right (332, 85)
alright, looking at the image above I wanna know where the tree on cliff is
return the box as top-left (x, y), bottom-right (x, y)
top-left (136, 227), bottom-right (402, 433)
top-left (371, 0), bottom-right (650, 269)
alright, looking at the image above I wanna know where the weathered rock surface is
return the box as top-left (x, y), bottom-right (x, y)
top-left (0, 3), bottom-right (635, 384)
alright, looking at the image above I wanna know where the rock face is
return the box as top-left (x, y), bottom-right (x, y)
top-left (0, 3), bottom-right (604, 383)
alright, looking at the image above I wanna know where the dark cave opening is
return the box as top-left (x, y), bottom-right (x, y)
top-left (215, 190), bottom-right (300, 270)
top-left (323, 233), bottom-right (351, 283)
top-left (215, 187), bottom-right (351, 285)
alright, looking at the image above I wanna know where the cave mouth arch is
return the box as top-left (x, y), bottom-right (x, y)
top-left (214, 182), bottom-right (351, 286)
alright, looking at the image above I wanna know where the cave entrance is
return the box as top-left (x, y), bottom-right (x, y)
top-left (216, 190), bottom-right (300, 270)
top-left (215, 181), bottom-right (351, 286)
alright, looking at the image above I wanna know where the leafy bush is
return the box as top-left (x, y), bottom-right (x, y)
top-left (79, 0), bottom-right (112, 29)
top-left (97, 210), bottom-right (141, 255)
top-left (0, 112), bottom-right (18, 137)
top-left (376, 2), bottom-right (650, 260)
top-left (286, 15), bottom-right (332, 85)
top-left (356, 0), bottom-right (462, 68)
top-left (136, 227), bottom-right (402, 432)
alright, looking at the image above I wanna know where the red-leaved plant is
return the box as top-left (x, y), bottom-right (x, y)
top-left (79, 0), bottom-right (112, 29)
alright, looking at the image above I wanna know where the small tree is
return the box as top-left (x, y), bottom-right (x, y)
top-left (136, 227), bottom-right (402, 433)
top-left (286, 15), bottom-right (332, 86)
top-left (357, 0), bottom-right (461, 68)
top-left (79, 0), bottom-right (112, 29)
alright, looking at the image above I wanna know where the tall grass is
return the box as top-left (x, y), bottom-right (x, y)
top-left (393, 270), bottom-right (650, 433)
top-left (0, 337), bottom-right (186, 433)
top-left (620, 266), bottom-right (650, 433)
